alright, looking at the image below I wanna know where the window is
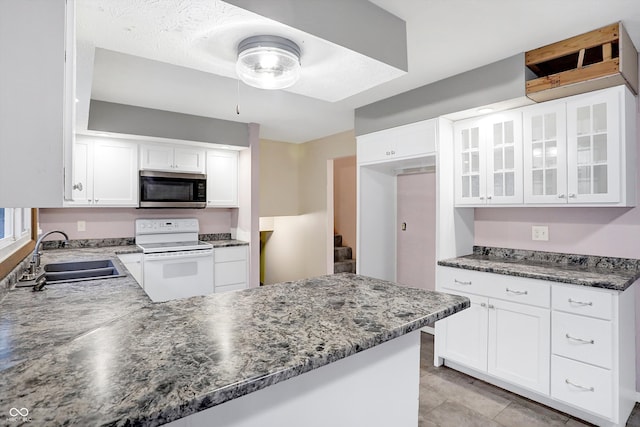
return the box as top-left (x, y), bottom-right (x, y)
top-left (0, 208), bottom-right (32, 255)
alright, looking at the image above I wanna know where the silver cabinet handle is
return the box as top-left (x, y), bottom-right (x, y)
top-left (565, 333), bottom-right (594, 344)
top-left (488, 304), bottom-right (495, 309)
top-left (94, 199), bottom-right (99, 204)
top-left (565, 379), bottom-right (594, 392)
top-left (487, 195), bottom-right (492, 200)
top-left (480, 303), bottom-right (487, 307)
top-left (568, 298), bottom-right (593, 306)
top-left (73, 182), bottom-right (83, 191)
top-left (454, 279), bottom-right (472, 285)
top-left (506, 288), bottom-right (528, 295)
top-left (568, 193), bottom-right (576, 198)
top-left (479, 196), bottom-right (485, 200)
top-left (557, 194), bottom-right (565, 198)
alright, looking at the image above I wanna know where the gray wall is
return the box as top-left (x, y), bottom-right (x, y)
top-left (355, 54), bottom-right (528, 136)
top-left (88, 100), bottom-right (250, 147)
top-left (225, 0), bottom-right (407, 72)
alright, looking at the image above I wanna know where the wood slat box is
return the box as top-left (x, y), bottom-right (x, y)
top-left (525, 22), bottom-right (638, 102)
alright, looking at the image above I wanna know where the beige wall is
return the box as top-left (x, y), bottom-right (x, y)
top-left (333, 156), bottom-right (356, 259)
top-left (260, 131), bottom-right (356, 284)
top-left (259, 139), bottom-right (301, 217)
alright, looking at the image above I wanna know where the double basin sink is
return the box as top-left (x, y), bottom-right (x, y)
top-left (17, 259), bottom-right (123, 288)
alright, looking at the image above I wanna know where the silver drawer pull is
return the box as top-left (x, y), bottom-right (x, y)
top-left (568, 298), bottom-right (593, 306)
top-left (454, 279), bottom-right (472, 286)
top-left (506, 288), bottom-right (528, 295)
top-left (480, 303), bottom-right (487, 307)
top-left (565, 333), bottom-right (594, 344)
top-left (565, 379), bottom-right (594, 392)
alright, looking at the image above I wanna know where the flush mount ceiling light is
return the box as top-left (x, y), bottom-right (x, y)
top-left (236, 35), bottom-right (301, 90)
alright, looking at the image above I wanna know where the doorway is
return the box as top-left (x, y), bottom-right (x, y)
top-left (396, 171), bottom-right (436, 290)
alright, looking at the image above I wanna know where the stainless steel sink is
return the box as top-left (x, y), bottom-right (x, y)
top-left (42, 259), bottom-right (123, 283)
top-left (15, 259), bottom-right (124, 288)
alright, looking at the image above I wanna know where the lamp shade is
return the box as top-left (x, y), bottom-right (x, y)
top-left (236, 35), bottom-right (301, 90)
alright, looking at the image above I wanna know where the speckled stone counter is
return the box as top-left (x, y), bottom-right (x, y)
top-left (0, 247), bottom-right (468, 426)
top-left (438, 246), bottom-right (640, 291)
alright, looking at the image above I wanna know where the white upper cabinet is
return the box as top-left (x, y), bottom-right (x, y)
top-left (454, 111), bottom-right (523, 206)
top-left (454, 119), bottom-right (485, 205)
top-left (523, 86), bottom-right (636, 206)
top-left (523, 101), bottom-right (568, 203)
top-left (140, 143), bottom-right (206, 173)
top-left (206, 149), bottom-right (239, 208)
top-left (0, 0), bottom-right (75, 207)
top-left (69, 136), bottom-right (138, 207)
top-left (458, 85), bottom-right (636, 207)
top-left (357, 119), bottom-right (437, 165)
top-left (566, 88), bottom-right (621, 204)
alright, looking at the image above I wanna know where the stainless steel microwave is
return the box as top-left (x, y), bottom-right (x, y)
top-left (139, 171), bottom-right (207, 208)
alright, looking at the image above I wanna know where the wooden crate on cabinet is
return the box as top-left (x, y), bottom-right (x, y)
top-left (525, 22), bottom-right (638, 102)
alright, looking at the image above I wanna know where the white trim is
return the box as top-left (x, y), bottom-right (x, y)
top-left (421, 326), bottom-right (435, 335)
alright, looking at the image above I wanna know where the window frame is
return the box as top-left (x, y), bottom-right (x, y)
top-left (0, 209), bottom-right (37, 280)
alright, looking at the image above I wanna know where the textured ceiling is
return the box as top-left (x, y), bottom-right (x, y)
top-left (76, 0), bottom-right (640, 143)
top-left (76, 0), bottom-right (405, 103)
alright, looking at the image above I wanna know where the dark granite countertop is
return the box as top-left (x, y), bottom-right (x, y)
top-left (438, 246), bottom-right (640, 291)
top-left (0, 246), bottom-right (468, 426)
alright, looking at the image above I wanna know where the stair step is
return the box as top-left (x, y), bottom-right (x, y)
top-left (334, 234), bottom-right (342, 248)
top-left (334, 259), bottom-right (356, 274)
top-left (334, 246), bottom-right (352, 262)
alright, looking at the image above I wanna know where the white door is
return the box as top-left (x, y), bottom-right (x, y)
top-left (174, 147), bottom-right (206, 173)
top-left (93, 139), bottom-right (138, 206)
top-left (488, 299), bottom-right (550, 394)
top-left (440, 293), bottom-right (488, 371)
top-left (396, 172), bottom-right (436, 290)
top-left (566, 88), bottom-right (621, 204)
top-left (140, 143), bottom-right (174, 171)
top-left (523, 102), bottom-right (567, 204)
top-left (206, 150), bottom-right (239, 207)
top-left (454, 119), bottom-right (485, 205)
top-left (485, 111), bottom-right (523, 204)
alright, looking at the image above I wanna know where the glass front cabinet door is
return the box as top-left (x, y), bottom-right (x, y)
top-left (454, 119), bottom-right (485, 205)
top-left (523, 102), bottom-right (567, 204)
top-left (566, 89), bottom-right (621, 204)
top-left (485, 111), bottom-right (523, 204)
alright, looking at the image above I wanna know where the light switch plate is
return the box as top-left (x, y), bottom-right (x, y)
top-left (77, 220), bottom-right (86, 232)
top-left (531, 225), bottom-right (548, 241)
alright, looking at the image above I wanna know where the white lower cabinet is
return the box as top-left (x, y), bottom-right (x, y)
top-left (436, 266), bottom-right (636, 426)
top-left (438, 267), bottom-right (550, 394)
top-left (214, 246), bottom-right (248, 293)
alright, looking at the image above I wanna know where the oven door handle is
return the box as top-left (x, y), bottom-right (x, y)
top-left (144, 250), bottom-right (213, 261)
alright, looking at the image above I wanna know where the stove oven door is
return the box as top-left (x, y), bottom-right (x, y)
top-left (142, 249), bottom-right (214, 302)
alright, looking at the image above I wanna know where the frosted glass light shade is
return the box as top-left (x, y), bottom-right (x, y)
top-left (236, 36), bottom-right (301, 90)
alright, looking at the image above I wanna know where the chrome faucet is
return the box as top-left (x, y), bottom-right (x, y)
top-left (31, 230), bottom-right (69, 271)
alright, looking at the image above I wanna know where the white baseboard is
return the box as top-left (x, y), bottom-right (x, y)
top-left (636, 391), bottom-right (640, 403)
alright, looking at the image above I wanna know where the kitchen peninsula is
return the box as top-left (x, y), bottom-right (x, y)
top-left (0, 246), bottom-right (468, 426)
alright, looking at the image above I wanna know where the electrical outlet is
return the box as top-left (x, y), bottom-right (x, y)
top-left (531, 225), bottom-right (549, 241)
top-left (77, 220), bottom-right (86, 232)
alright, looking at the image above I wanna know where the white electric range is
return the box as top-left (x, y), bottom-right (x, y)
top-left (135, 218), bottom-right (214, 302)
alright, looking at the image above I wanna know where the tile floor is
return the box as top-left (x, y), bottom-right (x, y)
top-left (419, 332), bottom-right (640, 427)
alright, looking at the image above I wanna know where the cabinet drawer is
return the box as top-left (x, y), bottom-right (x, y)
top-left (215, 246), bottom-right (247, 263)
top-left (551, 355), bottom-right (613, 418)
top-left (215, 260), bottom-right (247, 287)
top-left (485, 275), bottom-right (550, 308)
top-left (552, 311), bottom-right (612, 369)
top-left (439, 267), bottom-right (550, 308)
top-left (552, 284), bottom-right (613, 320)
top-left (438, 267), bottom-right (492, 296)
